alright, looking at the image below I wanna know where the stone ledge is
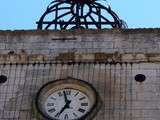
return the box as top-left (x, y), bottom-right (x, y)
top-left (1, 28), bottom-right (160, 35)
top-left (1, 50), bottom-right (160, 63)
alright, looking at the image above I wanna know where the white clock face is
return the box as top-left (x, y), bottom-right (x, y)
top-left (36, 78), bottom-right (101, 120)
top-left (44, 88), bottom-right (91, 120)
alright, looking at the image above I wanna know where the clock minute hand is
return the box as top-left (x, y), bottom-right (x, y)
top-left (55, 104), bottom-right (67, 117)
top-left (55, 91), bottom-right (72, 117)
top-left (55, 91), bottom-right (71, 117)
top-left (55, 100), bottom-right (71, 117)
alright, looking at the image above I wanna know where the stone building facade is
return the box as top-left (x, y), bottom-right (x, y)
top-left (0, 29), bottom-right (160, 120)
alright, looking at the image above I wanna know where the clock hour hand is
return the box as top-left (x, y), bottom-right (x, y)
top-left (63, 91), bottom-right (72, 109)
top-left (63, 91), bottom-right (69, 103)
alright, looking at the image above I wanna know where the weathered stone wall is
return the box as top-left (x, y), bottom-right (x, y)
top-left (0, 29), bottom-right (160, 62)
top-left (0, 29), bottom-right (160, 120)
top-left (0, 62), bottom-right (160, 120)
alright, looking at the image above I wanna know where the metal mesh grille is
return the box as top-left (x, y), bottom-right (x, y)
top-left (0, 62), bottom-right (159, 120)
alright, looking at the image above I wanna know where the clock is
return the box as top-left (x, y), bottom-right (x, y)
top-left (35, 77), bottom-right (102, 120)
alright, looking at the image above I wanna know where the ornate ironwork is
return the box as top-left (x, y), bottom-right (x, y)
top-left (37, 0), bottom-right (127, 30)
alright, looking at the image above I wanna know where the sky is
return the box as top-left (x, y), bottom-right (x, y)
top-left (0, 0), bottom-right (160, 30)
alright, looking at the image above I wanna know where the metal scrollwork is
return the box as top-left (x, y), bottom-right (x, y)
top-left (37, 0), bottom-right (127, 30)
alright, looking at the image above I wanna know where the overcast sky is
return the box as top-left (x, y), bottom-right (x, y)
top-left (0, 0), bottom-right (159, 30)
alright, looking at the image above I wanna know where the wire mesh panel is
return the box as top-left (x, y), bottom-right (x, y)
top-left (0, 62), bottom-right (159, 120)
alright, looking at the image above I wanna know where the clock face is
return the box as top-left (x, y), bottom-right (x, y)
top-left (45, 89), bottom-right (91, 120)
top-left (35, 77), bottom-right (102, 120)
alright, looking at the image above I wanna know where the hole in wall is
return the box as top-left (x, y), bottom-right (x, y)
top-left (8, 51), bottom-right (15, 54)
top-left (135, 74), bottom-right (146, 83)
top-left (0, 75), bottom-right (7, 84)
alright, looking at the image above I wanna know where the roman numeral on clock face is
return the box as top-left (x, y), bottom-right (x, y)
top-left (47, 103), bottom-right (54, 106)
top-left (55, 112), bottom-right (60, 118)
top-left (73, 112), bottom-right (78, 117)
top-left (79, 96), bottom-right (86, 101)
top-left (48, 108), bottom-right (56, 113)
top-left (65, 90), bottom-right (71, 95)
top-left (50, 97), bottom-right (56, 100)
top-left (78, 108), bottom-right (85, 113)
top-left (58, 91), bottom-right (63, 96)
top-left (74, 92), bottom-right (79, 96)
top-left (64, 114), bottom-right (69, 119)
top-left (81, 103), bottom-right (88, 106)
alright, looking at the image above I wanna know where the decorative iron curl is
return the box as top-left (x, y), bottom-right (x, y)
top-left (37, 0), bottom-right (127, 30)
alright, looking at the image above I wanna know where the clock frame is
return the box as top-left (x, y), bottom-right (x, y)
top-left (35, 77), bottom-right (102, 120)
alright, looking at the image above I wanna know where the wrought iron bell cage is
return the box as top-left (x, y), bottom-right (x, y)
top-left (37, 0), bottom-right (127, 30)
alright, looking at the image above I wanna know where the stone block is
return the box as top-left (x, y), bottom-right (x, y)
top-left (121, 54), bottom-right (135, 62)
top-left (55, 52), bottom-right (75, 61)
top-left (95, 53), bottom-right (108, 61)
top-left (147, 54), bottom-right (160, 62)
top-left (75, 53), bottom-right (95, 61)
top-left (29, 55), bottom-right (44, 61)
top-left (135, 54), bottom-right (148, 62)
